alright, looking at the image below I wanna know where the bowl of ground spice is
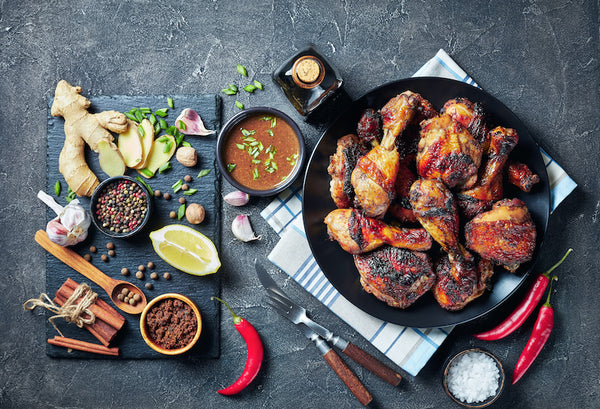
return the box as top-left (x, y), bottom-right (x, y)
top-left (90, 176), bottom-right (153, 238)
top-left (140, 293), bottom-right (202, 355)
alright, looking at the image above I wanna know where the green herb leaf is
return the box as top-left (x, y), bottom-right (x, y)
top-left (197, 169), bottom-right (211, 177)
top-left (175, 131), bottom-right (185, 146)
top-left (154, 122), bottom-right (161, 135)
top-left (135, 176), bottom-right (153, 195)
top-left (158, 162), bottom-right (171, 173)
top-left (228, 84), bottom-right (238, 92)
top-left (167, 97), bottom-right (174, 109)
top-left (241, 129), bottom-right (256, 137)
top-left (183, 188), bottom-right (198, 196)
top-left (252, 168), bottom-right (259, 180)
top-left (155, 108), bottom-right (168, 118)
top-left (149, 114), bottom-right (157, 125)
top-left (222, 88), bottom-right (237, 95)
top-left (66, 187), bottom-right (76, 203)
top-left (181, 141), bottom-right (191, 148)
top-left (243, 84), bottom-right (257, 93)
top-left (54, 180), bottom-right (61, 196)
top-left (227, 163), bottom-right (236, 172)
top-left (252, 159), bottom-right (261, 164)
top-left (254, 80), bottom-right (264, 90)
top-left (134, 109), bottom-right (144, 123)
top-left (159, 118), bottom-right (168, 130)
top-left (125, 112), bottom-right (137, 121)
top-left (237, 64), bottom-right (248, 77)
top-left (163, 140), bottom-right (173, 153)
top-left (139, 168), bottom-right (154, 178)
top-left (235, 100), bottom-right (244, 110)
top-left (157, 135), bottom-right (169, 143)
top-left (172, 179), bottom-right (183, 193)
top-left (137, 124), bottom-right (145, 138)
top-left (236, 143), bottom-right (245, 150)
top-left (178, 120), bottom-right (186, 130)
top-left (177, 204), bottom-right (186, 220)
top-left (140, 107), bottom-right (152, 114)
top-left (267, 129), bottom-right (274, 137)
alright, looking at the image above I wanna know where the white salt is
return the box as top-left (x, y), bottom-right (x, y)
top-left (446, 351), bottom-right (500, 404)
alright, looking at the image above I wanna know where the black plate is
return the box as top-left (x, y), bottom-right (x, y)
top-left (302, 77), bottom-right (550, 328)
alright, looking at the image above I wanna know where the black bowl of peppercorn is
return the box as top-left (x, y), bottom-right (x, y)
top-left (90, 176), bottom-right (154, 239)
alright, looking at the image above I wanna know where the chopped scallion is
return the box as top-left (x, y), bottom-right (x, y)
top-left (254, 80), bottom-right (264, 90)
top-left (138, 124), bottom-right (145, 137)
top-left (181, 141), bottom-right (191, 148)
top-left (135, 176), bottom-right (153, 195)
top-left (243, 84), bottom-right (257, 93)
top-left (178, 120), bottom-right (186, 130)
top-left (237, 64), bottom-right (248, 77)
top-left (167, 97), bottom-right (174, 109)
top-left (158, 162), bottom-right (171, 173)
top-left (198, 169), bottom-right (211, 177)
top-left (155, 108), bottom-right (168, 117)
top-left (177, 204), bottom-right (185, 220)
top-left (172, 179), bottom-right (183, 192)
top-left (227, 163), bottom-right (236, 172)
top-left (183, 188), bottom-right (198, 196)
top-left (235, 100), bottom-right (244, 110)
top-left (139, 168), bottom-right (154, 178)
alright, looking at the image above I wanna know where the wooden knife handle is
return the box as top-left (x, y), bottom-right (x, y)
top-left (343, 342), bottom-right (402, 386)
top-left (323, 349), bottom-right (373, 406)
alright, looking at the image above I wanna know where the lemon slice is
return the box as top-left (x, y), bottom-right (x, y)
top-left (149, 225), bottom-right (221, 276)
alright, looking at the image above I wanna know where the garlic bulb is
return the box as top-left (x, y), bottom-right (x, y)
top-left (231, 215), bottom-right (260, 242)
top-left (176, 108), bottom-right (216, 136)
top-left (38, 190), bottom-right (91, 246)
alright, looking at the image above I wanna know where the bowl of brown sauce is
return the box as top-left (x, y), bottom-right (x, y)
top-left (217, 107), bottom-right (305, 196)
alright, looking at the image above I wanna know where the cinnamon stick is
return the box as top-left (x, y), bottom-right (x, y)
top-left (48, 336), bottom-right (119, 356)
top-left (53, 294), bottom-right (116, 347)
top-left (62, 278), bottom-right (125, 330)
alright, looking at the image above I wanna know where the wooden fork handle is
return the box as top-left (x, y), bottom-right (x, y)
top-left (322, 348), bottom-right (373, 406)
top-left (343, 342), bottom-right (402, 386)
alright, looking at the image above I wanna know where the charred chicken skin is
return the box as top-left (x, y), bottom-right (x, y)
top-left (507, 160), bottom-right (540, 192)
top-left (441, 98), bottom-right (490, 151)
top-left (465, 198), bottom-right (536, 272)
top-left (354, 246), bottom-right (435, 309)
top-left (457, 126), bottom-right (519, 219)
top-left (324, 208), bottom-right (432, 254)
top-left (328, 134), bottom-right (368, 208)
top-left (416, 114), bottom-right (483, 189)
top-left (357, 108), bottom-right (382, 145)
top-left (351, 91), bottom-right (419, 218)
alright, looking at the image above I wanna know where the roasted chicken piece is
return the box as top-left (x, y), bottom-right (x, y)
top-left (324, 209), bottom-right (432, 254)
top-left (351, 91), bottom-right (419, 218)
top-left (357, 108), bottom-right (382, 145)
top-left (387, 157), bottom-right (419, 223)
top-left (416, 114), bottom-right (483, 189)
top-left (354, 246), bottom-right (435, 309)
top-left (457, 126), bottom-right (519, 219)
top-left (465, 198), bottom-right (537, 272)
top-left (328, 134), bottom-right (368, 208)
top-left (507, 160), bottom-right (540, 192)
top-left (432, 254), bottom-right (494, 311)
top-left (441, 98), bottom-right (489, 151)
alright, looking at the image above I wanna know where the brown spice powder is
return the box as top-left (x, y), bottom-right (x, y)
top-left (145, 298), bottom-right (197, 350)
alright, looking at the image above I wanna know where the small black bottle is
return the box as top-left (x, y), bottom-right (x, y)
top-left (272, 45), bottom-right (343, 117)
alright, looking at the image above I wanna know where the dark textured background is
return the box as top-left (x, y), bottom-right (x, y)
top-left (1, 1), bottom-right (598, 408)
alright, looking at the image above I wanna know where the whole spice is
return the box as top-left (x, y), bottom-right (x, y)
top-left (223, 191), bottom-right (250, 207)
top-left (474, 249), bottom-right (572, 341)
top-left (212, 297), bottom-right (263, 395)
top-left (231, 215), bottom-right (260, 242)
top-left (176, 146), bottom-right (198, 167)
top-left (38, 190), bottom-right (91, 247)
top-left (185, 203), bottom-right (206, 225)
top-left (512, 276), bottom-right (558, 384)
top-left (175, 108), bottom-right (216, 136)
top-left (163, 192), bottom-right (172, 200)
top-left (93, 179), bottom-right (148, 234)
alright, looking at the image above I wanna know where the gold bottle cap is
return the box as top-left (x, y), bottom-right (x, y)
top-left (292, 56), bottom-right (325, 89)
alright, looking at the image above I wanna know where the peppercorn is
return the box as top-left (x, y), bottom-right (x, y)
top-left (138, 265), bottom-right (146, 272)
top-left (154, 190), bottom-right (162, 198)
top-left (163, 192), bottom-right (172, 200)
top-left (184, 175), bottom-right (192, 183)
top-left (121, 288), bottom-right (129, 295)
top-left (89, 246), bottom-right (97, 253)
top-left (163, 272), bottom-right (172, 280)
top-left (106, 242), bottom-right (115, 250)
top-left (133, 293), bottom-right (142, 302)
top-left (181, 184), bottom-right (189, 191)
top-left (94, 180), bottom-right (148, 235)
top-left (124, 296), bottom-right (130, 303)
top-left (101, 254), bottom-right (109, 262)
top-left (147, 261), bottom-right (155, 269)
top-left (121, 267), bottom-right (130, 276)
top-left (117, 293), bottom-right (125, 301)
top-left (129, 298), bottom-right (137, 306)
top-left (108, 250), bottom-right (116, 257)
top-left (83, 254), bottom-right (92, 261)
top-left (150, 272), bottom-right (158, 280)
top-left (179, 197), bottom-right (186, 204)
top-left (136, 271), bottom-right (144, 279)
top-left (169, 211), bottom-right (177, 219)
top-left (145, 283), bottom-right (154, 290)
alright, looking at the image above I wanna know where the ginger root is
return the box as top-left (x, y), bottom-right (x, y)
top-left (51, 80), bottom-right (128, 196)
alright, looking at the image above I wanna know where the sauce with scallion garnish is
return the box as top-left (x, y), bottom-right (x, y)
top-left (223, 113), bottom-right (300, 191)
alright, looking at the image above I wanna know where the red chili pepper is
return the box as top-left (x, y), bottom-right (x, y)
top-left (212, 297), bottom-right (264, 395)
top-left (511, 275), bottom-right (558, 384)
top-left (473, 249), bottom-right (571, 341)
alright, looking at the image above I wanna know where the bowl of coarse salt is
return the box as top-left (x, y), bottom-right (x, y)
top-left (443, 348), bottom-right (505, 408)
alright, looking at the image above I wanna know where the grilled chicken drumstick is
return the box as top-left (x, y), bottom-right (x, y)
top-left (324, 208), bottom-right (432, 254)
top-left (328, 134), bottom-right (368, 208)
top-left (506, 160), bottom-right (540, 192)
top-left (441, 97), bottom-right (490, 151)
top-left (351, 91), bottom-right (420, 218)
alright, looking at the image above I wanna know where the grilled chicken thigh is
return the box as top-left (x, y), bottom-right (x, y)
top-left (324, 208), bottom-right (432, 254)
top-left (416, 114), bottom-right (483, 189)
top-left (354, 246), bottom-right (435, 309)
top-left (328, 134), bottom-right (368, 208)
top-left (457, 126), bottom-right (519, 219)
top-left (441, 98), bottom-right (489, 151)
top-left (465, 198), bottom-right (536, 272)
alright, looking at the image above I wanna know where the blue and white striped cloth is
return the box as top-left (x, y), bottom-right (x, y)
top-left (260, 49), bottom-right (576, 376)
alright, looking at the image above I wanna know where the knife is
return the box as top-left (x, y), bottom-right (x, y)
top-left (302, 325), bottom-right (373, 406)
top-left (255, 261), bottom-right (402, 386)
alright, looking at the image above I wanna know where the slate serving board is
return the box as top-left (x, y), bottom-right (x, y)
top-left (45, 94), bottom-right (221, 359)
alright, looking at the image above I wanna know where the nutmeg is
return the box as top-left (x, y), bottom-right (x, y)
top-left (185, 203), bottom-right (205, 224)
top-left (176, 146), bottom-right (198, 167)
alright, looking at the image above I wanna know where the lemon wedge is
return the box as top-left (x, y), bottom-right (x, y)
top-left (149, 225), bottom-right (221, 276)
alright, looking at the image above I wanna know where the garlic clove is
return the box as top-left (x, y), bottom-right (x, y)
top-left (60, 201), bottom-right (91, 233)
top-left (176, 108), bottom-right (216, 136)
top-left (231, 215), bottom-right (260, 242)
top-left (46, 219), bottom-right (73, 246)
top-left (224, 190), bottom-right (250, 207)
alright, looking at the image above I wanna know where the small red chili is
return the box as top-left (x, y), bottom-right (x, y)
top-left (511, 275), bottom-right (558, 384)
top-left (212, 297), bottom-right (263, 395)
top-left (473, 249), bottom-right (571, 341)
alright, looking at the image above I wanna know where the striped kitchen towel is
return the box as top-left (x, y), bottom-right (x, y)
top-left (260, 49), bottom-right (576, 376)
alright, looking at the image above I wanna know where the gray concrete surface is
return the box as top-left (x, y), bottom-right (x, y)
top-left (1, 1), bottom-right (598, 408)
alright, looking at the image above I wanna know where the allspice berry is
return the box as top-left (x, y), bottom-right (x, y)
top-left (184, 175), bottom-right (192, 183)
top-left (163, 192), bottom-right (172, 200)
top-left (163, 272), bottom-right (171, 280)
top-left (121, 267), bottom-right (130, 276)
top-left (185, 203), bottom-right (205, 225)
top-left (178, 197), bottom-right (186, 204)
top-left (136, 271), bottom-right (144, 279)
top-left (169, 211), bottom-right (177, 219)
top-left (154, 190), bottom-right (162, 198)
top-left (101, 254), bottom-right (109, 262)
